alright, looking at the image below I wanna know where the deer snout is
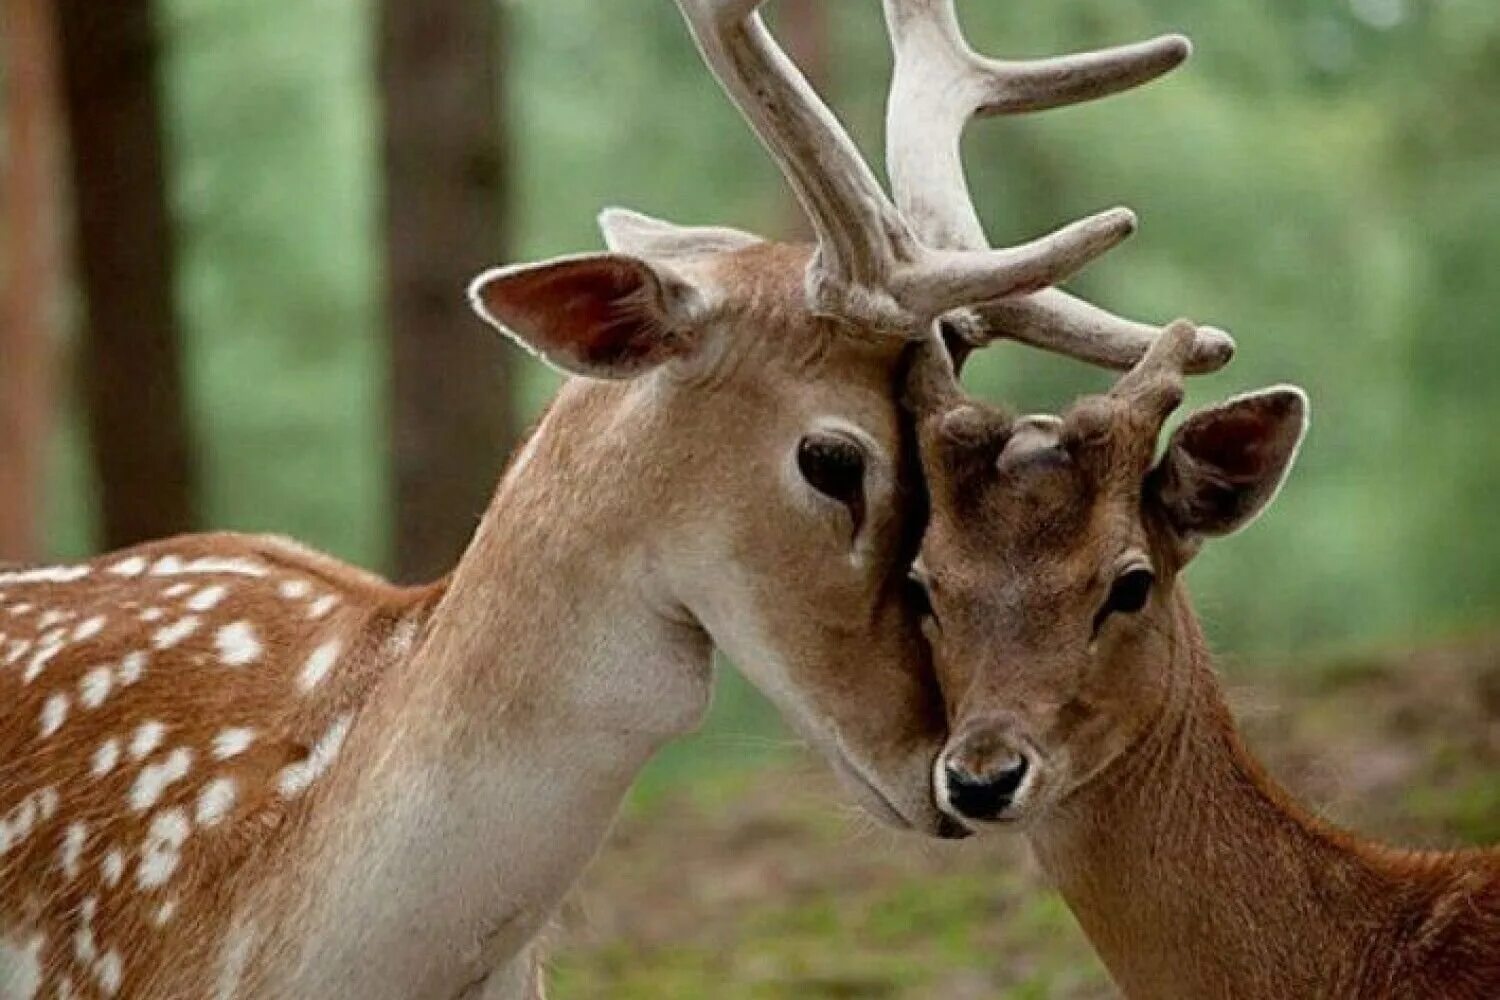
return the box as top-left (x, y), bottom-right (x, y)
top-left (936, 720), bottom-right (1037, 825)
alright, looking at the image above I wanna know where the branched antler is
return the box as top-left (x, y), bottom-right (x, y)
top-left (882, 0), bottom-right (1232, 371)
top-left (675, 0), bottom-right (1133, 334)
top-left (674, 0), bottom-right (1231, 371)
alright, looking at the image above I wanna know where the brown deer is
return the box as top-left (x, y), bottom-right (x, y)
top-left (0, 2), bottom-right (1231, 997)
top-left (906, 323), bottom-right (1500, 998)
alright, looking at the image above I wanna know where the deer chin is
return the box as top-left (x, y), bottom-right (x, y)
top-left (823, 741), bottom-right (958, 839)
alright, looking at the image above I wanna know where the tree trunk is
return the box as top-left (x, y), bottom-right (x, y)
top-left (55, 0), bottom-right (197, 550)
top-left (0, 0), bottom-right (63, 562)
top-left (378, 0), bottom-right (518, 584)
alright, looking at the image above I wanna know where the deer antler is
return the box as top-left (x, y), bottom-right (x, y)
top-left (883, 0), bottom-right (1233, 372)
top-left (674, 0), bottom-right (1135, 334)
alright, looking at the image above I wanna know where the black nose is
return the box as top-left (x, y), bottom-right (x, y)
top-left (945, 755), bottom-right (1030, 822)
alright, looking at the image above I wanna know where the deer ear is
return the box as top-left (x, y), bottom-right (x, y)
top-left (468, 254), bottom-right (703, 379)
top-left (1148, 387), bottom-right (1309, 546)
top-left (599, 207), bottom-right (763, 260)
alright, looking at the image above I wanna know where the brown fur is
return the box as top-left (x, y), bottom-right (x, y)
top-left (0, 535), bottom-right (443, 996)
top-left (913, 369), bottom-right (1500, 999)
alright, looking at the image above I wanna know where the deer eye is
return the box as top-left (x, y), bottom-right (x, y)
top-left (797, 435), bottom-right (866, 509)
top-left (1107, 567), bottom-right (1155, 614)
top-left (1093, 566), bottom-right (1155, 634)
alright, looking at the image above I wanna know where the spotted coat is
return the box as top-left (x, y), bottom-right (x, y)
top-left (0, 533), bottom-right (438, 998)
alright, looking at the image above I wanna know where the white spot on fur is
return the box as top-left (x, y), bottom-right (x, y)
top-left (277, 713), bottom-right (353, 797)
top-left (4, 638), bottom-right (29, 665)
top-left (71, 614), bottom-right (106, 644)
top-left (116, 652), bottom-right (147, 686)
top-left (80, 666), bottom-right (113, 709)
top-left (0, 564), bottom-right (89, 585)
top-left (196, 778), bottom-right (237, 827)
top-left (73, 918), bottom-right (95, 965)
top-left (278, 579), bottom-right (310, 600)
top-left (102, 847), bottom-right (125, 888)
top-left (38, 610), bottom-right (68, 629)
top-left (138, 607), bottom-right (165, 623)
top-left (154, 899), bottom-right (178, 926)
top-left (162, 582), bottom-right (193, 599)
top-left (73, 928), bottom-right (95, 965)
top-left (130, 722), bottom-right (166, 761)
top-left (72, 615), bottom-right (106, 642)
top-left (215, 622), bottom-right (261, 668)
top-left (190, 557), bottom-right (269, 577)
top-left (8, 602), bottom-right (34, 616)
top-left (298, 639), bottom-right (341, 692)
top-left (186, 584), bottom-right (229, 612)
top-left (22, 641), bottom-right (63, 684)
top-left (129, 747), bottom-right (193, 812)
top-left (39, 692), bottom-right (69, 738)
top-left (0, 933), bottom-right (43, 999)
top-left (1, 787), bottom-right (58, 855)
top-left (212, 727), bottom-right (256, 761)
top-left (152, 556), bottom-right (185, 576)
top-left (153, 616), bottom-right (200, 650)
top-left (109, 557), bottom-right (148, 577)
top-left (93, 738), bottom-right (122, 777)
top-left (308, 594), bottom-right (339, 619)
top-left (59, 821), bottom-right (87, 878)
top-left (95, 949), bottom-right (123, 995)
top-left (151, 556), bottom-right (268, 579)
top-left (137, 807), bottom-right (190, 888)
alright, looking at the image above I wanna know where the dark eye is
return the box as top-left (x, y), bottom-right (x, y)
top-left (1093, 566), bottom-right (1155, 634)
top-left (798, 435), bottom-right (866, 508)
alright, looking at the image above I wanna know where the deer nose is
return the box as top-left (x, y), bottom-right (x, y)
top-left (943, 752), bottom-right (1030, 822)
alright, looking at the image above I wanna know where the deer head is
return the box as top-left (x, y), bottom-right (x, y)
top-left (464, 0), bottom-right (1232, 835)
top-left (907, 324), bottom-right (1307, 828)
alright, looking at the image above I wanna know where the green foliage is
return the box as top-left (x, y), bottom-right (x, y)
top-left (39, 0), bottom-right (1500, 659)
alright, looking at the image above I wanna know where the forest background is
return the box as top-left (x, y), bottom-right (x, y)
top-left (3, 1), bottom-right (1498, 995)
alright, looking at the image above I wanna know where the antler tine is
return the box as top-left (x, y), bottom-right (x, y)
top-left (1110, 318), bottom-right (1196, 424)
top-left (883, 0), bottom-right (1234, 372)
top-left (895, 207), bottom-right (1138, 319)
top-left (975, 292), bottom-right (1235, 375)
top-left (675, 0), bottom-right (1144, 333)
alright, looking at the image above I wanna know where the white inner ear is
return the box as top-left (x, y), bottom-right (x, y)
top-left (599, 207), bottom-right (764, 260)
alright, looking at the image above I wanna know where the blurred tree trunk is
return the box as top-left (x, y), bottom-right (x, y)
top-left (776, 0), bottom-right (829, 242)
top-left (55, 0), bottom-right (198, 549)
top-left (378, 0), bottom-right (518, 583)
top-left (0, 0), bottom-right (63, 562)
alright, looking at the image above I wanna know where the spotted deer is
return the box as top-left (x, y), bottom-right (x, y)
top-left (0, 1), bottom-right (1232, 997)
top-left (906, 324), bottom-right (1500, 998)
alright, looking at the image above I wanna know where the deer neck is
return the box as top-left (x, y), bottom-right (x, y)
top-left (1028, 594), bottom-right (1428, 999)
top-left (265, 380), bottom-right (715, 998)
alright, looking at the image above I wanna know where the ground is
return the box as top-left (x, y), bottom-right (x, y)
top-left (549, 635), bottom-right (1500, 999)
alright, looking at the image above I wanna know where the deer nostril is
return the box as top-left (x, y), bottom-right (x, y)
top-left (944, 754), bottom-right (1031, 822)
